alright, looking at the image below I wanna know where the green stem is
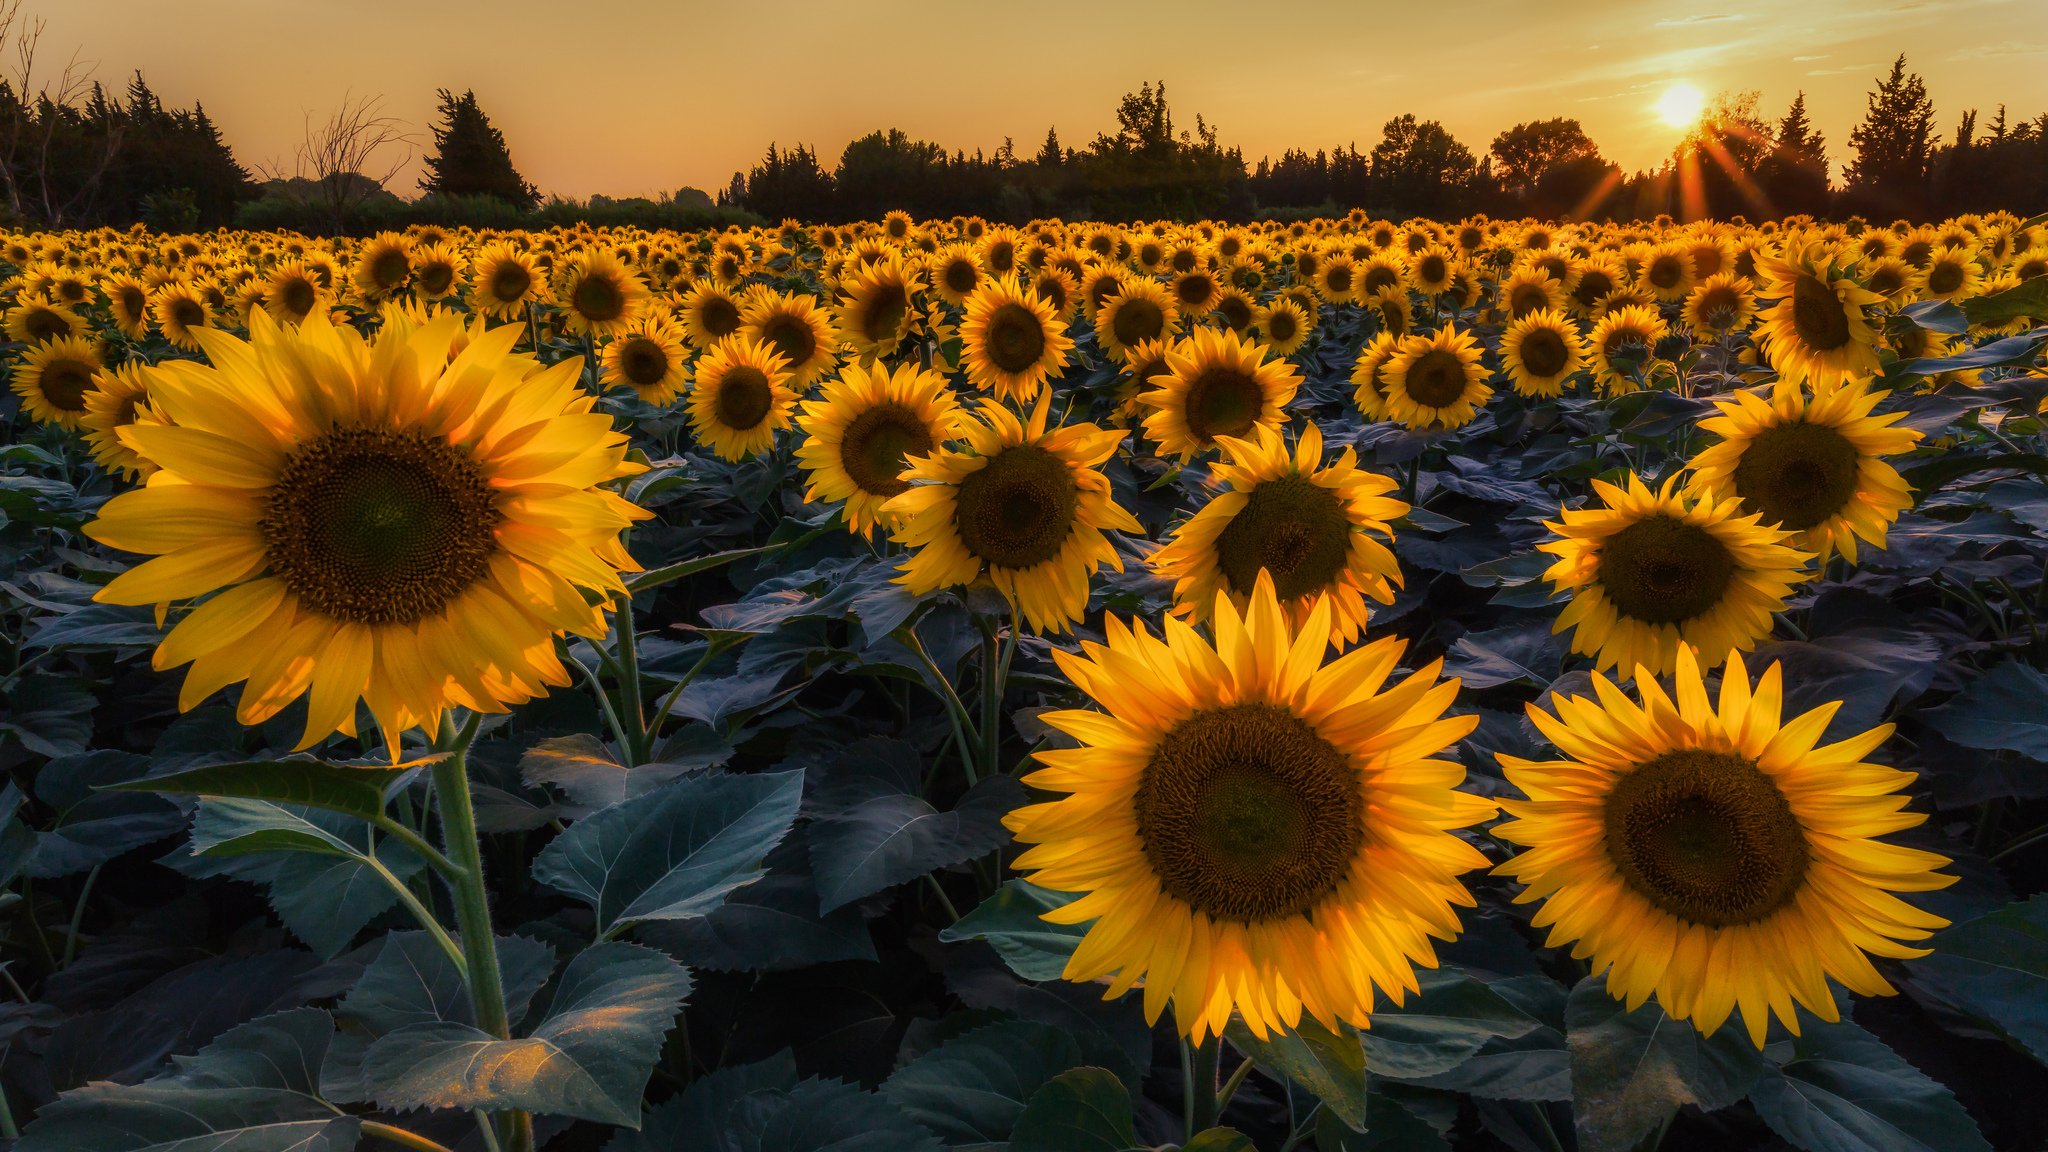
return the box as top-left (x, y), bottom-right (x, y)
top-left (903, 627), bottom-right (981, 785)
top-left (613, 595), bottom-right (649, 766)
top-left (371, 813), bottom-right (462, 881)
top-left (1215, 1053), bottom-right (1256, 1119)
top-left (60, 863), bottom-right (101, 968)
top-left (924, 873), bottom-right (961, 922)
top-left (650, 639), bottom-right (728, 760)
top-left (1187, 1033), bottom-right (1220, 1137)
top-left (0, 1078), bottom-right (17, 1140)
top-left (430, 713), bottom-right (526, 1152)
top-left (566, 651), bottom-right (634, 755)
top-left (365, 854), bottom-right (465, 971)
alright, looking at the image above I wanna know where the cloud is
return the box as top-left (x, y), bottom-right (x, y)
top-left (1791, 54), bottom-right (1829, 61)
top-left (1655, 13), bottom-right (1744, 25)
top-left (1947, 42), bottom-right (2048, 59)
top-left (1806, 62), bottom-right (1878, 75)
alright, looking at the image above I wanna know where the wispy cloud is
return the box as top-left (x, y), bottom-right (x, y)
top-left (1806, 62), bottom-right (1879, 75)
top-left (1656, 13), bottom-right (1744, 26)
top-left (1948, 42), bottom-right (2048, 59)
top-left (1792, 54), bottom-right (1829, 61)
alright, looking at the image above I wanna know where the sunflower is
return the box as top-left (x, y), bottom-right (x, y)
top-left (1314, 255), bottom-right (1360, 305)
top-left (1916, 245), bottom-right (1983, 303)
top-left (599, 318), bottom-right (690, 404)
top-left (1152, 423), bottom-right (1405, 647)
top-left (102, 273), bottom-right (152, 339)
top-left (1567, 255), bottom-right (1628, 318)
top-left (1681, 273), bottom-right (1758, 337)
top-left (86, 310), bottom-right (648, 750)
top-left (1349, 330), bottom-right (1399, 421)
top-left (926, 243), bottom-right (985, 306)
top-left (739, 290), bottom-right (840, 389)
top-left (1499, 309), bottom-right (1586, 398)
top-left (1541, 472), bottom-right (1812, 679)
top-left (1356, 254), bottom-right (1407, 299)
top-left (686, 335), bottom-right (797, 461)
top-left (1636, 242), bottom-right (1697, 302)
top-left (1004, 571), bottom-right (1495, 1042)
top-left (884, 394), bottom-right (1139, 633)
top-left (1254, 297), bottom-right (1313, 357)
top-left (836, 253), bottom-right (922, 360)
top-left (961, 275), bottom-right (1072, 404)
top-left (11, 334), bottom-right (103, 429)
top-left (1381, 325), bottom-right (1491, 431)
top-left (151, 284), bottom-right (214, 351)
top-left (1754, 243), bottom-right (1884, 391)
top-left (1095, 280), bottom-right (1179, 362)
top-left (4, 298), bottom-right (86, 345)
top-left (409, 242), bottom-right (466, 301)
top-left (1408, 245), bottom-right (1459, 297)
top-left (351, 232), bottom-right (413, 302)
top-left (795, 359), bottom-right (964, 539)
top-left (1588, 304), bottom-right (1669, 395)
top-left (555, 250), bottom-right (652, 339)
top-left (1499, 268), bottom-right (1567, 321)
top-left (678, 278), bottom-right (747, 349)
top-left (1139, 327), bottom-right (1303, 462)
top-left (1170, 268), bottom-right (1223, 316)
top-left (81, 361), bottom-right (162, 480)
top-left (1110, 338), bottom-right (1174, 429)
top-left (1493, 645), bottom-right (1954, 1046)
top-left (470, 242), bottom-right (547, 320)
top-left (1686, 379), bottom-right (1920, 565)
top-left (262, 261), bottom-right (334, 327)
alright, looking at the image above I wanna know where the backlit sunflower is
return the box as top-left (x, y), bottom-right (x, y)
top-left (740, 290), bottom-right (840, 390)
top-left (555, 250), bottom-right (651, 339)
top-left (926, 244), bottom-right (985, 306)
top-left (1499, 309), bottom-right (1585, 398)
top-left (1681, 273), bottom-right (1758, 337)
top-left (262, 261), bottom-right (333, 327)
top-left (1686, 379), bottom-right (1919, 565)
top-left (4, 298), bottom-right (86, 345)
top-left (1139, 327), bottom-right (1302, 462)
top-left (961, 275), bottom-right (1072, 405)
top-left (1170, 268), bottom-right (1224, 316)
top-left (102, 273), bottom-right (152, 339)
top-left (1916, 245), bottom-right (1982, 303)
top-left (1152, 423), bottom-right (1405, 647)
top-left (678, 279), bottom-right (746, 350)
top-left (1754, 243), bottom-right (1884, 391)
top-left (1636, 242), bottom-right (1697, 303)
top-left (1567, 255), bottom-right (1627, 318)
top-left (1314, 255), bottom-right (1360, 305)
top-left (1588, 304), bottom-right (1669, 395)
top-left (1499, 268), bottom-right (1567, 321)
top-left (1005, 572), bottom-right (1496, 1042)
top-left (81, 361), bottom-right (162, 480)
top-left (1254, 297), bottom-right (1313, 358)
top-left (836, 253), bottom-right (923, 361)
top-left (1541, 472), bottom-right (1811, 679)
top-left (151, 284), bottom-right (214, 351)
top-left (1094, 280), bottom-right (1179, 363)
top-left (1110, 338), bottom-right (1173, 429)
top-left (1493, 645), bottom-right (1953, 1046)
top-left (86, 310), bottom-right (648, 750)
top-left (11, 334), bottom-right (103, 429)
top-left (795, 359), bottom-right (964, 539)
top-left (884, 394), bottom-right (1139, 633)
top-left (1349, 330), bottom-right (1399, 421)
top-left (686, 335), bottom-right (797, 461)
top-left (1381, 325), bottom-right (1491, 431)
top-left (599, 318), bottom-right (690, 404)
top-left (470, 241), bottom-right (546, 320)
top-left (351, 232), bottom-right (412, 302)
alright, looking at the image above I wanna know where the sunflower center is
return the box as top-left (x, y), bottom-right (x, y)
top-left (1175, 276), bottom-right (1216, 309)
top-left (262, 426), bottom-right (500, 626)
top-left (26, 309), bottom-right (71, 343)
top-left (1182, 364), bottom-right (1267, 445)
top-left (953, 443), bottom-right (1077, 570)
top-left (1112, 298), bottom-right (1166, 348)
top-left (1789, 273), bottom-right (1851, 352)
top-left (1731, 421), bottom-right (1861, 531)
top-left (1511, 284), bottom-right (1550, 317)
top-left (417, 263), bottom-right (455, 296)
top-left (759, 314), bottom-right (817, 366)
top-left (573, 275), bottom-right (626, 322)
top-left (169, 298), bottom-right (205, 329)
top-left (1695, 286), bottom-right (1744, 328)
top-left (1574, 270), bottom-right (1615, 310)
top-left (839, 402), bottom-right (932, 497)
top-left (1136, 703), bottom-right (1362, 924)
top-left (943, 261), bottom-right (978, 295)
top-left (618, 337), bottom-right (670, 386)
top-left (1603, 749), bottom-right (1809, 928)
top-left (1518, 327), bottom-right (1570, 378)
top-left (713, 366), bottom-right (774, 430)
top-left (38, 359), bottom-right (95, 411)
top-left (985, 303), bottom-right (1047, 374)
top-left (1215, 475), bottom-right (1353, 601)
top-left (117, 286), bottom-right (145, 315)
top-left (1866, 265), bottom-right (1905, 296)
top-left (1648, 256), bottom-right (1684, 289)
top-left (1362, 266), bottom-right (1401, 295)
top-left (1595, 514), bottom-right (1736, 625)
top-left (1925, 261), bottom-right (1964, 296)
top-left (370, 249), bottom-right (408, 290)
top-left (1405, 349), bottom-right (1470, 408)
top-left (280, 277), bottom-right (316, 319)
top-left (1218, 295), bottom-right (1254, 332)
top-left (859, 282), bottom-right (909, 344)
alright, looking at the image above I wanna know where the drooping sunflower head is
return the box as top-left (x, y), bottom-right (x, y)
top-left (1152, 423), bottom-right (1407, 647)
top-left (599, 317), bottom-right (690, 404)
top-left (1381, 324), bottom-right (1492, 431)
top-left (555, 249), bottom-right (652, 338)
top-left (1754, 242), bottom-right (1884, 391)
top-left (11, 333), bottom-right (104, 430)
top-left (961, 275), bottom-right (1072, 404)
top-left (1005, 570), bottom-right (1495, 1041)
top-left (1493, 645), bottom-right (1954, 1045)
top-left (739, 290), bottom-right (841, 389)
top-left (1139, 326), bottom-right (1304, 462)
top-left (884, 394), bottom-right (1140, 633)
top-left (102, 273), bottom-right (152, 338)
top-left (1499, 308), bottom-right (1586, 399)
top-left (835, 253), bottom-right (923, 360)
top-left (1687, 378), bottom-right (1921, 565)
top-left (1681, 272), bottom-right (1758, 337)
top-left (1094, 280), bottom-right (1179, 363)
top-left (1541, 472), bottom-right (1813, 679)
top-left (794, 359), bottom-right (964, 539)
top-left (686, 334), bottom-right (798, 461)
top-left (86, 310), bottom-right (648, 751)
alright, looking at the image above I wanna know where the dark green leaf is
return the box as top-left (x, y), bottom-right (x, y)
top-left (606, 1052), bottom-right (800, 1152)
top-left (1358, 968), bottom-right (1543, 1080)
top-left (881, 1019), bottom-right (1086, 1145)
top-left (1923, 661), bottom-right (2048, 759)
top-left (939, 880), bottom-right (1085, 981)
top-left (1007, 1067), bottom-right (1141, 1152)
top-left (1960, 278), bottom-right (2048, 329)
top-left (1183, 1126), bottom-right (1257, 1152)
top-left (807, 740), bottom-right (1021, 912)
top-left (521, 731), bottom-right (732, 815)
top-left (1567, 975), bottom-right (1765, 1152)
top-left (110, 755), bottom-right (432, 821)
top-left (1226, 1016), bottom-right (1369, 1129)
top-left (1749, 1015), bottom-right (1990, 1152)
top-left (1909, 894), bottom-right (2048, 1064)
top-left (1315, 1095), bottom-right (1452, 1152)
top-left (636, 843), bottom-right (875, 971)
top-left (0, 676), bottom-right (94, 758)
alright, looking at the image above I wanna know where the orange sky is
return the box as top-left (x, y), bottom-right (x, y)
top-left (20, 0), bottom-right (2048, 202)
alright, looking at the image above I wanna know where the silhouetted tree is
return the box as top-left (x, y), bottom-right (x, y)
top-left (1671, 91), bottom-right (1775, 220)
top-left (1844, 55), bottom-right (1940, 217)
top-left (1757, 92), bottom-right (1830, 217)
top-left (1369, 115), bottom-right (1479, 216)
top-left (418, 88), bottom-right (538, 210)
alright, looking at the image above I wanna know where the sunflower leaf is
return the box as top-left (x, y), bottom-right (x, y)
top-left (1227, 1016), bottom-right (1370, 1129)
top-left (107, 755), bottom-right (436, 821)
top-left (1923, 660), bottom-right (2048, 760)
top-left (1566, 975), bottom-right (1765, 1152)
top-left (1748, 1015), bottom-right (1990, 1152)
top-left (939, 879), bottom-right (1086, 981)
top-left (1908, 894), bottom-right (2048, 1066)
top-left (1008, 1067), bottom-right (1142, 1152)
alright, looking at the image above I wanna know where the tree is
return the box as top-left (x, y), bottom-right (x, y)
top-left (261, 92), bottom-right (414, 232)
top-left (1035, 126), bottom-right (1063, 167)
top-left (1671, 90), bottom-right (1776, 220)
top-left (1490, 118), bottom-right (1600, 195)
top-left (834, 128), bottom-right (947, 220)
top-left (1369, 114), bottom-right (1479, 216)
top-left (418, 88), bottom-right (538, 210)
top-left (732, 142), bottom-right (834, 222)
top-left (1758, 91), bottom-right (1830, 217)
top-left (1844, 54), bottom-right (1939, 217)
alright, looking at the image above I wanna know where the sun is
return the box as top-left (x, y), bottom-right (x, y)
top-left (1655, 82), bottom-right (1707, 128)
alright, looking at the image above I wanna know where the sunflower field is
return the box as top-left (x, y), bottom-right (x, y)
top-left (2, 210), bottom-right (2048, 1152)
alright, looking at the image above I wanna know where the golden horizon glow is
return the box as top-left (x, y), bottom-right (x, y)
top-left (1655, 82), bottom-right (1708, 129)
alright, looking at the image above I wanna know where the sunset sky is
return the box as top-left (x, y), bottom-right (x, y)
top-left (22, 0), bottom-right (2048, 201)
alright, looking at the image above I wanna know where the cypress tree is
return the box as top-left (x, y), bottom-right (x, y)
top-left (418, 88), bottom-right (539, 210)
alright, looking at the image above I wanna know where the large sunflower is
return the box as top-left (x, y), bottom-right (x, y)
top-left (1754, 243), bottom-right (1884, 391)
top-left (5, 298), bottom-right (87, 345)
top-left (686, 335), bottom-right (797, 461)
top-left (86, 310), bottom-right (648, 750)
top-left (836, 253), bottom-right (923, 361)
top-left (1094, 280), bottom-right (1179, 363)
top-left (961, 275), bottom-right (1072, 404)
top-left (1380, 325), bottom-right (1492, 430)
top-left (678, 279), bottom-right (747, 350)
top-left (1686, 379), bottom-right (1920, 565)
top-left (599, 317), bottom-right (690, 404)
top-left (1499, 309), bottom-right (1585, 399)
top-left (1005, 572), bottom-right (1496, 1042)
top-left (555, 250), bottom-right (652, 339)
top-left (884, 394), bottom-right (1139, 633)
top-left (11, 334), bottom-right (104, 429)
top-left (1139, 327), bottom-right (1303, 462)
top-left (1541, 473), bottom-right (1812, 679)
top-left (740, 290), bottom-right (840, 389)
top-left (1493, 646), bottom-right (1953, 1046)
top-left (1151, 423), bottom-right (1405, 647)
top-left (795, 359), bottom-right (964, 539)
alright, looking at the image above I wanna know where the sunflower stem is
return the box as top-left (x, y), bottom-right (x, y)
top-left (430, 713), bottom-right (527, 1152)
top-left (1215, 1052), bottom-right (1256, 1118)
top-left (902, 625), bottom-right (981, 785)
top-left (650, 639), bottom-right (730, 761)
top-left (1187, 1033), bottom-right (1220, 1137)
top-left (613, 594), bottom-right (649, 766)
top-left (60, 863), bottom-right (100, 968)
